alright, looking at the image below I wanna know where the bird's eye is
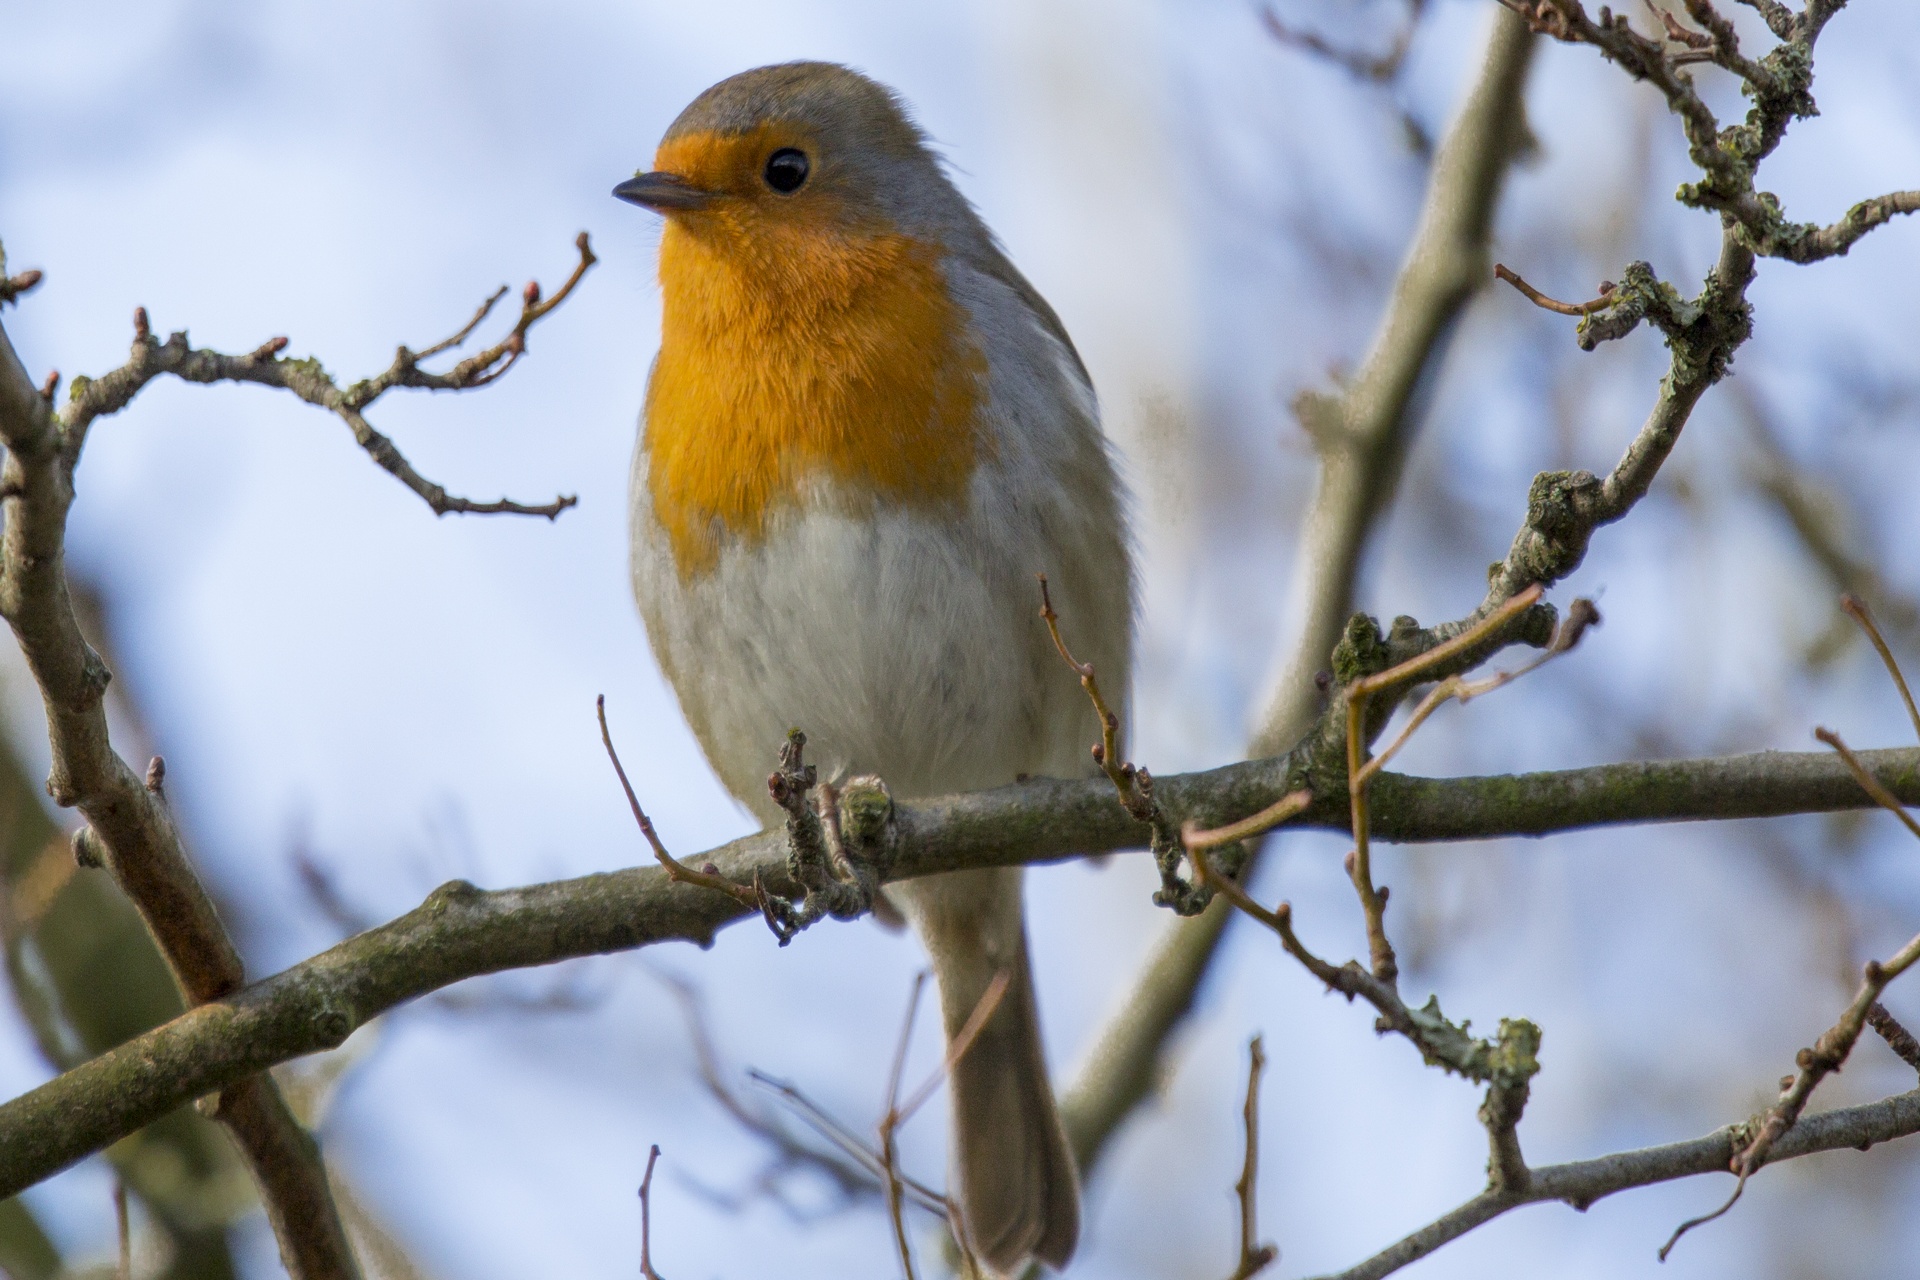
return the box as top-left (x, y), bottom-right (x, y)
top-left (763, 148), bottom-right (810, 194)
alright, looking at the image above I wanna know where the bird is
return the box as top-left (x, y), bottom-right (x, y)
top-left (615, 61), bottom-right (1131, 1274)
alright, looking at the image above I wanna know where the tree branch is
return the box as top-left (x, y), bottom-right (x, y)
top-left (1309, 1087), bottom-right (1920, 1280)
top-left (0, 344), bottom-right (361, 1268)
top-left (1057, 3), bottom-right (1542, 1188)
top-left (0, 242), bottom-right (626, 1279)
top-left (2, 740), bottom-right (1915, 1199)
top-left (1498, 0), bottom-right (1898, 266)
top-left (1252, 6), bottom-right (1540, 758)
top-left (57, 235), bottom-right (594, 519)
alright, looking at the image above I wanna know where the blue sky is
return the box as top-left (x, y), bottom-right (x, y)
top-left (3, 1), bottom-right (1919, 1277)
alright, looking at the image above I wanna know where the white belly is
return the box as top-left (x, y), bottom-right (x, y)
top-left (630, 468), bottom-right (1125, 818)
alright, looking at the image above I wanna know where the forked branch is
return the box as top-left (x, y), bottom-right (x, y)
top-left (54, 235), bottom-right (596, 518)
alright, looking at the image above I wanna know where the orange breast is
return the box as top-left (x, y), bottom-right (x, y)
top-left (644, 203), bottom-right (987, 577)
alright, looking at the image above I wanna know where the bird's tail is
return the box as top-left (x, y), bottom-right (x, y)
top-left (904, 868), bottom-right (1079, 1275)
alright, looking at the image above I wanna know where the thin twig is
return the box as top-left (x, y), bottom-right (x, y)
top-left (880, 975), bottom-right (929, 1280)
top-left (1038, 573), bottom-right (1195, 912)
top-left (1347, 584), bottom-right (1546, 703)
top-left (1183, 790), bottom-right (1314, 855)
top-left (596, 696), bottom-right (763, 911)
top-left (1867, 1003), bottom-right (1920, 1076)
top-left (1355, 597), bottom-right (1598, 788)
top-left (651, 969), bottom-right (885, 1215)
top-left (1493, 264), bottom-right (1617, 315)
top-left (896, 971), bottom-right (1012, 1127)
top-left (1344, 585), bottom-right (1547, 981)
top-left (1814, 728), bottom-right (1920, 842)
top-left (639, 1144), bottom-right (666, 1280)
top-left (1660, 929), bottom-right (1920, 1259)
top-left (1843, 595), bottom-right (1920, 743)
top-left (876, 970), bottom-right (1012, 1278)
top-left (413, 286), bottom-right (510, 362)
top-left (1308, 1085), bottom-right (1920, 1280)
top-left (1038, 574), bottom-right (1134, 811)
top-left (1188, 842), bottom-right (1542, 1105)
top-left (743, 1072), bottom-right (948, 1216)
top-left (1227, 1037), bottom-right (1279, 1280)
top-left (1646, 0), bottom-right (1713, 49)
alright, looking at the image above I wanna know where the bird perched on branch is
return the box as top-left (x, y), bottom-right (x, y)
top-left (616, 61), bottom-right (1131, 1274)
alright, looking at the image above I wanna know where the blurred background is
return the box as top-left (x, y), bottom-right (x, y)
top-left (1, 0), bottom-right (1918, 1275)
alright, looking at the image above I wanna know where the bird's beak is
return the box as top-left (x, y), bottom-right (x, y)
top-left (613, 171), bottom-right (717, 214)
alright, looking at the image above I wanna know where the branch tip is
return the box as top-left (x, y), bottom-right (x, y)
top-left (1493, 263), bottom-right (1617, 316)
top-left (596, 695), bottom-right (763, 913)
top-left (0, 268), bottom-right (44, 307)
top-left (1840, 594), bottom-right (1920, 743)
top-left (640, 1143), bottom-right (667, 1280)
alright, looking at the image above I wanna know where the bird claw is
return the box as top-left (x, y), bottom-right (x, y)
top-left (758, 731), bottom-right (887, 945)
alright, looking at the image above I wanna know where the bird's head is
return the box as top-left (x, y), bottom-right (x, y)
top-left (616, 64), bottom-right (992, 576)
top-left (614, 61), bottom-right (973, 267)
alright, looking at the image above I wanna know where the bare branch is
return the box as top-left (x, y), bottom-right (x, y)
top-left (1251, 8), bottom-right (1541, 756)
top-left (1355, 598), bottom-right (1599, 789)
top-left (896, 971), bottom-right (1010, 1127)
top-left (1843, 596), bottom-right (1920, 743)
top-left (1038, 574), bottom-right (1195, 912)
top-left (1493, 263), bottom-right (1617, 315)
top-left (0, 269), bottom-right (42, 308)
top-left (597, 695), bottom-right (763, 913)
top-left (1733, 0), bottom-right (1795, 41)
top-left (1498, 0), bottom-right (1909, 267)
top-left (1816, 728), bottom-right (1920, 842)
top-left (1867, 1004), bottom-right (1920, 1077)
top-left (1183, 790), bottom-right (1313, 855)
top-left (1225, 1037), bottom-right (1277, 1280)
top-left (639, 1145), bottom-right (666, 1280)
top-left (1343, 586), bottom-right (1547, 983)
top-left (880, 975), bottom-right (925, 1280)
top-left (1309, 1089), bottom-right (1920, 1280)
top-left (1188, 843), bottom-right (1541, 1104)
top-left (1055, 6), bottom-right (1543, 1198)
top-left (0, 272), bottom-right (361, 1280)
top-left (4, 738), bottom-right (1917, 1197)
top-left (114, 1180), bottom-right (129, 1280)
top-left (744, 1072), bottom-right (948, 1218)
top-left (652, 970), bottom-right (889, 1217)
top-left (1661, 925), bottom-right (1920, 1259)
top-left (50, 233), bottom-right (596, 519)
top-left (1744, 189), bottom-right (1920, 264)
top-left (210, 1078), bottom-right (363, 1280)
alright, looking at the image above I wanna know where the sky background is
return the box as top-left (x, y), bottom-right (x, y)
top-left (3, 0), bottom-right (1920, 1276)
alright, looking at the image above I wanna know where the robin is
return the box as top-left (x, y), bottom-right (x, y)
top-left (615, 61), bottom-right (1131, 1274)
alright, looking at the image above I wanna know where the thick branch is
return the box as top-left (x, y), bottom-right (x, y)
top-left (2, 742), bottom-right (1915, 1197)
top-left (0, 272), bottom-right (376, 1278)
top-left (1253, 7), bottom-right (1539, 757)
top-left (212, 1079), bottom-right (362, 1280)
